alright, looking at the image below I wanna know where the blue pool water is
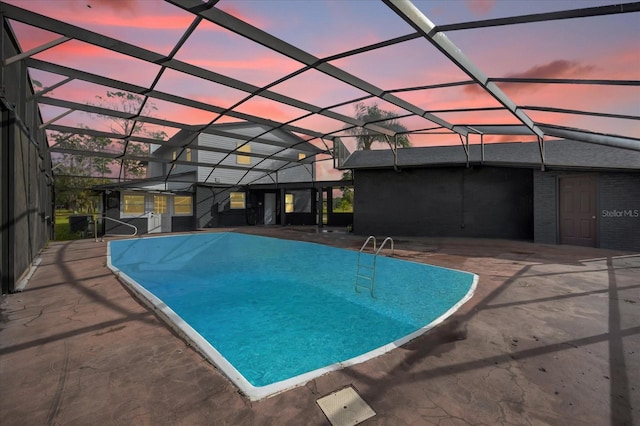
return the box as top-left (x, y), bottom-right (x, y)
top-left (108, 232), bottom-right (476, 398)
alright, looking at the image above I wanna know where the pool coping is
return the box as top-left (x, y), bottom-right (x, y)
top-left (106, 233), bottom-right (478, 401)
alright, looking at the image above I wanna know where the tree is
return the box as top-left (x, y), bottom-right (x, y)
top-left (92, 91), bottom-right (166, 180)
top-left (94, 91), bottom-right (150, 135)
top-left (346, 102), bottom-right (411, 150)
top-left (51, 132), bottom-right (112, 212)
top-left (50, 91), bottom-right (166, 210)
top-left (334, 170), bottom-right (354, 212)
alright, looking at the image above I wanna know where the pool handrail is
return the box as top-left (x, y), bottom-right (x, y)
top-left (94, 215), bottom-right (138, 242)
top-left (376, 236), bottom-right (394, 256)
top-left (359, 235), bottom-right (376, 253)
top-left (356, 236), bottom-right (396, 298)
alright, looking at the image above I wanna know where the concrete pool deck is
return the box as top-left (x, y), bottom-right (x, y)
top-left (1, 227), bottom-right (638, 425)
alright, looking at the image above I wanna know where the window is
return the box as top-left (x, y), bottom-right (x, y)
top-left (332, 187), bottom-right (353, 213)
top-left (285, 193), bottom-right (294, 213)
top-left (154, 195), bottom-right (167, 214)
top-left (123, 194), bottom-right (145, 215)
top-left (236, 143), bottom-right (251, 165)
top-left (186, 147), bottom-right (192, 162)
top-left (230, 192), bottom-right (246, 209)
top-left (174, 195), bottom-right (192, 215)
top-left (172, 150), bottom-right (177, 161)
top-left (298, 152), bottom-right (306, 160)
top-left (286, 190), bottom-right (312, 213)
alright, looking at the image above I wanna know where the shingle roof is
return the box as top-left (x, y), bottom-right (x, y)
top-left (340, 140), bottom-right (640, 171)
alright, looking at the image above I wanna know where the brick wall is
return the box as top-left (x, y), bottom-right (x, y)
top-left (354, 166), bottom-right (533, 239)
top-left (533, 171), bottom-right (558, 244)
top-left (533, 170), bottom-right (640, 251)
top-left (598, 173), bottom-right (640, 251)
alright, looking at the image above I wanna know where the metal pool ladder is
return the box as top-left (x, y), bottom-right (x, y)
top-left (355, 236), bottom-right (394, 298)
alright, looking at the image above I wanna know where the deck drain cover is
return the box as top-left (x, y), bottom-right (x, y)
top-left (316, 386), bottom-right (375, 426)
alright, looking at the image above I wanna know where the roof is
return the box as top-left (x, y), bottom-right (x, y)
top-left (341, 139), bottom-right (640, 171)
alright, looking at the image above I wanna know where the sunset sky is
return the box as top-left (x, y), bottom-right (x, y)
top-left (4, 0), bottom-right (639, 179)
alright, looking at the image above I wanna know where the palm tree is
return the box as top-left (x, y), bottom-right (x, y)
top-left (346, 102), bottom-right (411, 150)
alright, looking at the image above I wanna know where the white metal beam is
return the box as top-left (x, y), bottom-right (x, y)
top-left (166, 0), bottom-right (464, 136)
top-left (384, 0), bottom-right (544, 139)
top-left (39, 108), bottom-right (74, 130)
top-left (3, 36), bottom-right (69, 66)
top-left (3, 3), bottom-right (395, 138)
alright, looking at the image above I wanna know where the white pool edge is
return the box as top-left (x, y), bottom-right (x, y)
top-left (107, 239), bottom-right (478, 401)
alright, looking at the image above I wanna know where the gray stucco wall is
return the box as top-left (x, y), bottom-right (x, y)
top-left (354, 166), bottom-right (533, 239)
top-left (533, 170), bottom-right (640, 251)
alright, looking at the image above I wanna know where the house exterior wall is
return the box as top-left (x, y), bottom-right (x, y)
top-left (103, 191), bottom-right (196, 234)
top-left (171, 216), bottom-right (195, 232)
top-left (145, 125), bottom-right (316, 231)
top-left (195, 185), bottom-right (318, 228)
top-left (533, 170), bottom-right (640, 251)
top-left (532, 171), bottom-right (557, 245)
top-left (353, 166), bottom-right (533, 239)
top-left (599, 173), bottom-right (640, 251)
top-left (148, 145), bottom-right (196, 178)
top-left (195, 185), bottom-right (217, 228)
top-left (195, 185), bottom-right (246, 228)
top-left (282, 189), bottom-right (315, 226)
top-left (251, 161), bottom-right (314, 184)
top-left (104, 191), bottom-right (149, 234)
top-left (196, 130), bottom-right (312, 185)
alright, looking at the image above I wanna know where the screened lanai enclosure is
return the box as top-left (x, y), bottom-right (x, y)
top-left (1, 0), bottom-right (639, 292)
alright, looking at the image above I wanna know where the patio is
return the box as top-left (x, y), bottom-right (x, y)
top-left (1, 228), bottom-right (638, 425)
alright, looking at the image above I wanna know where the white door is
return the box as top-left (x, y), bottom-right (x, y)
top-left (148, 212), bottom-right (162, 233)
top-left (264, 193), bottom-right (276, 225)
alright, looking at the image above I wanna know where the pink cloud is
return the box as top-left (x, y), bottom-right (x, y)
top-left (33, 40), bottom-right (160, 87)
top-left (216, 4), bottom-right (270, 29)
top-left (154, 69), bottom-right (248, 110)
top-left (395, 84), bottom-right (502, 113)
top-left (233, 97), bottom-right (308, 124)
top-left (87, 0), bottom-right (139, 13)
top-left (186, 56), bottom-right (300, 74)
top-left (8, 20), bottom-right (62, 52)
top-left (436, 109), bottom-right (523, 126)
top-left (89, 14), bottom-right (193, 30)
top-left (485, 135), bottom-right (539, 143)
top-left (508, 60), bottom-right (596, 80)
top-left (271, 68), bottom-right (369, 109)
top-left (143, 98), bottom-right (219, 126)
top-left (465, 59), bottom-right (597, 95)
top-left (599, 44), bottom-right (640, 80)
top-left (316, 155), bottom-right (342, 181)
top-left (6, 0), bottom-right (193, 30)
top-left (466, 0), bottom-right (495, 15)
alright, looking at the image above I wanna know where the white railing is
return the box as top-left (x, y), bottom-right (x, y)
top-left (376, 236), bottom-right (394, 256)
top-left (94, 216), bottom-right (138, 242)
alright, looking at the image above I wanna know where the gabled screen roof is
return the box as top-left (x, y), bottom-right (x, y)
top-left (2, 0), bottom-right (638, 185)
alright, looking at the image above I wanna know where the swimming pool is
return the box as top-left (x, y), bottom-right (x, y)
top-left (107, 232), bottom-right (477, 400)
